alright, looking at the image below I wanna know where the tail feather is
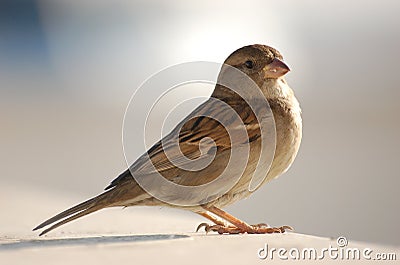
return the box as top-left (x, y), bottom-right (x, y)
top-left (33, 190), bottom-right (114, 236)
top-left (38, 206), bottom-right (101, 236)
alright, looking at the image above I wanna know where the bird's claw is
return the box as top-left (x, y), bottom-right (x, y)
top-left (196, 223), bottom-right (293, 234)
top-left (196, 223), bottom-right (240, 234)
top-left (251, 225), bottom-right (293, 234)
top-left (196, 223), bottom-right (210, 233)
top-left (196, 223), bottom-right (241, 234)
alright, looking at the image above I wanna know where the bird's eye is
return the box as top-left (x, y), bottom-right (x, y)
top-left (244, 60), bottom-right (254, 69)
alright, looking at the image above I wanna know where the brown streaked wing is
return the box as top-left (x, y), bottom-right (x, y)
top-left (130, 97), bottom-right (261, 178)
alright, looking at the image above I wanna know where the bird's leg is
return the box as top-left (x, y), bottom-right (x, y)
top-left (196, 211), bottom-right (238, 233)
top-left (196, 206), bottom-right (293, 234)
top-left (197, 212), bottom-right (227, 226)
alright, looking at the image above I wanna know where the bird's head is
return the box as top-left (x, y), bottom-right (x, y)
top-left (224, 44), bottom-right (290, 82)
top-left (213, 44), bottom-right (291, 100)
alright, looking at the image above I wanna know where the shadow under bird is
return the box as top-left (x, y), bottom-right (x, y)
top-left (34, 44), bottom-right (302, 236)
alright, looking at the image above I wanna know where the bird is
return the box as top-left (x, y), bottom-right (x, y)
top-left (33, 44), bottom-right (302, 236)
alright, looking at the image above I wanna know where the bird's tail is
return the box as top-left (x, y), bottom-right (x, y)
top-left (33, 189), bottom-right (117, 236)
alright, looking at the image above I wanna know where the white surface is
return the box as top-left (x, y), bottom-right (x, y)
top-left (1, 184), bottom-right (398, 265)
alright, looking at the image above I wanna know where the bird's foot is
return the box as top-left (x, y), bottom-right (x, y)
top-left (196, 222), bottom-right (293, 234)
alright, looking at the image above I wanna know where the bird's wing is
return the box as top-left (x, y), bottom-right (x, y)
top-left (106, 97), bottom-right (263, 189)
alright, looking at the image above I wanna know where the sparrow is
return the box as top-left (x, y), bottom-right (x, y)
top-left (33, 44), bottom-right (302, 235)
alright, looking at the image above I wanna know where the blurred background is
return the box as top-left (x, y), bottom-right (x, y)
top-left (1, 0), bottom-right (399, 246)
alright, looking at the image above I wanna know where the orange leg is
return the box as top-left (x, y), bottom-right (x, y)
top-left (196, 206), bottom-right (293, 234)
top-left (197, 212), bottom-right (227, 227)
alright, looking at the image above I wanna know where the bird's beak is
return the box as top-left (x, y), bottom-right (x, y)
top-left (263, 58), bottom-right (290, 78)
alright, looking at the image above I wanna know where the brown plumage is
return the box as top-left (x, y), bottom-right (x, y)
top-left (33, 44), bottom-right (302, 235)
